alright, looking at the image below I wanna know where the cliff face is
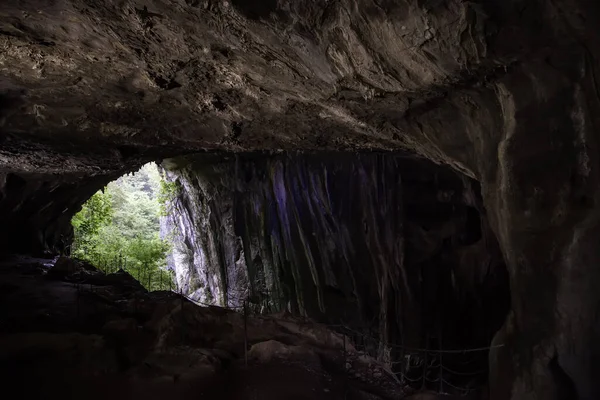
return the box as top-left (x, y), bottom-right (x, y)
top-left (161, 153), bottom-right (509, 364)
top-left (159, 156), bottom-right (248, 307)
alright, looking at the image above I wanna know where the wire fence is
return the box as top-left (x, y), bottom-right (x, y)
top-left (330, 322), bottom-right (497, 396)
top-left (66, 259), bottom-right (500, 398)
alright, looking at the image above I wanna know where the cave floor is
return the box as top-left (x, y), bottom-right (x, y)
top-left (0, 256), bottom-right (411, 400)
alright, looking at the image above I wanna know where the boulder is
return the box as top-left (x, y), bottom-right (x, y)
top-left (248, 339), bottom-right (321, 367)
top-left (47, 256), bottom-right (96, 277)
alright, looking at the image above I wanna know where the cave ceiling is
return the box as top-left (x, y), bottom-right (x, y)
top-left (1, 0), bottom-right (595, 178)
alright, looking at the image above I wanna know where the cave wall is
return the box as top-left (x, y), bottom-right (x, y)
top-left (0, 171), bottom-right (106, 255)
top-left (162, 153), bottom-right (509, 364)
top-left (394, 28), bottom-right (600, 400)
top-left (0, 144), bottom-right (139, 256)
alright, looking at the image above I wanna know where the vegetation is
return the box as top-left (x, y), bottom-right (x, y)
top-left (158, 179), bottom-right (180, 217)
top-left (71, 163), bottom-right (174, 291)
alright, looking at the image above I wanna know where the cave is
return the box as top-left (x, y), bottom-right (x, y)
top-left (2, 0), bottom-right (600, 399)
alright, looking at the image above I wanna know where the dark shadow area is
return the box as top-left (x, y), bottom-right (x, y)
top-left (230, 0), bottom-right (278, 20)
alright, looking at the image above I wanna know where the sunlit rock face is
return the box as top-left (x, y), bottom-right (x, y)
top-left (161, 153), bottom-right (509, 363)
top-left (159, 155), bottom-right (249, 307)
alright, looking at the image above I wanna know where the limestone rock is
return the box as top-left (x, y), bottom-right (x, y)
top-left (0, 257), bottom-right (406, 399)
top-left (248, 339), bottom-right (321, 366)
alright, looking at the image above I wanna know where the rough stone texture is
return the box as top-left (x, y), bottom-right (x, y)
top-left (159, 155), bottom-right (249, 307)
top-left (247, 339), bottom-right (321, 366)
top-left (161, 152), bottom-right (509, 379)
top-left (0, 256), bottom-right (405, 400)
top-left (0, 144), bottom-right (167, 255)
top-left (2, 0), bottom-right (600, 398)
top-left (0, 0), bottom-right (503, 155)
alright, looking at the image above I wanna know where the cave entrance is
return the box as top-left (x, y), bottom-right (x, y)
top-left (0, 150), bottom-right (510, 395)
top-left (70, 162), bottom-right (175, 291)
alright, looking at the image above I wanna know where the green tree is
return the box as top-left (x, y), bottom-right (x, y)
top-left (125, 235), bottom-right (173, 291)
top-left (71, 163), bottom-right (174, 291)
top-left (71, 190), bottom-right (113, 260)
top-left (158, 179), bottom-right (180, 217)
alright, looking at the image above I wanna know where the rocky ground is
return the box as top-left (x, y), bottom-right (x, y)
top-left (0, 255), bottom-right (417, 400)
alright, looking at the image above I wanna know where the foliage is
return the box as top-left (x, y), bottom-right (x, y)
top-left (71, 190), bottom-right (113, 259)
top-left (124, 235), bottom-right (173, 291)
top-left (71, 163), bottom-right (174, 291)
top-left (158, 178), bottom-right (180, 217)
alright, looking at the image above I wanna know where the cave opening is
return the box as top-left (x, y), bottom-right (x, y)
top-left (0, 150), bottom-right (511, 398)
top-left (69, 162), bottom-right (175, 291)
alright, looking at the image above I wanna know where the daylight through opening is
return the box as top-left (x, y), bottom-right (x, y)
top-left (70, 163), bottom-right (176, 291)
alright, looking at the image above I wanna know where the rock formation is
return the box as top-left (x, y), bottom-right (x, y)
top-left (2, 0), bottom-right (600, 398)
top-left (160, 152), bottom-right (509, 373)
top-left (0, 255), bottom-right (406, 399)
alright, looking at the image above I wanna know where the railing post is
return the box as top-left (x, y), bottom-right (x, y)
top-left (76, 280), bottom-right (80, 325)
top-left (439, 333), bottom-right (443, 394)
top-left (400, 322), bottom-right (406, 385)
top-left (343, 331), bottom-right (348, 399)
top-left (422, 335), bottom-right (429, 390)
top-left (133, 283), bottom-right (138, 316)
top-left (180, 287), bottom-right (185, 343)
top-left (243, 298), bottom-right (248, 367)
